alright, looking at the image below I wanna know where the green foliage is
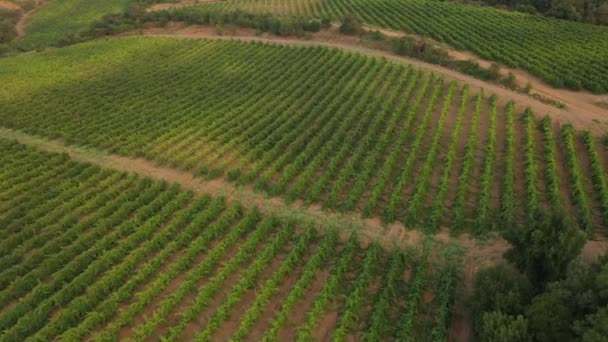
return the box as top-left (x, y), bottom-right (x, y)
top-left (575, 307), bottom-right (608, 342)
top-left (0, 140), bottom-right (464, 340)
top-left (481, 311), bottom-right (531, 342)
top-left (180, 0), bottom-right (608, 92)
top-left (12, 0), bottom-right (135, 50)
top-left (0, 8), bottom-right (20, 44)
top-left (504, 211), bottom-right (586, 287)
top-left (339, 14), bottom-right (362, 35)
top-left (470, 264), bottom-right (533, 336)
top-left (526, 292), bottom-right (574, 341)
top-left (1, 37), bottom-right (607, 237)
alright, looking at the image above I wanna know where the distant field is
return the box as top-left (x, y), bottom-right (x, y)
top-left (0, 37), bottom-right (607, 236)
top-left (168, 0), bottom-right (608, 93)
top-left (13, 0), bottom-right (132, 48)
top-left (0, 139), bottom-right (459, 341)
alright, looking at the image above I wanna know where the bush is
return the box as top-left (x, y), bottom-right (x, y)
top-left (453, 59), bottom-right (494, 80)
top-left (503, 211), bottom-right (586, 288)
top-left (489, 63), bottom-right (501, 80)
top-left (526, 292), bottom-right (574, 341)
top-left (303, 19), bottom-right (321, 33)
top-left (470, 264), bottom-right (533, 336)
top-left (501, 72), bottom-right (517, 89)
top-left (575, 307), bottom-right (608, 342)
top-left (339, 14), bottom-right (362, 35)
top-left (481, 311), bottom-right (531, 342)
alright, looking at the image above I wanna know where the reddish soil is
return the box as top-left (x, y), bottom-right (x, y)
top-left (0, 0), bottom-right (20, 11)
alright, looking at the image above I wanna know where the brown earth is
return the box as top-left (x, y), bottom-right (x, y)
top-left (0, 0), bottom-right (20, 11)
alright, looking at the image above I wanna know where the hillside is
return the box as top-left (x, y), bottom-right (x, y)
top-left (1, 0), bottom-right (608, 341)
top-left (1, 37), bottom-right (607, 237)
top-left (0, 139), bottom-right (460, 341)
top-left (158, 0), bottom-right (608, 93)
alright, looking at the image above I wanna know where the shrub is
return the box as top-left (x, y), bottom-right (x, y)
top-left (470, 264), bottom-right (533, 336)
top-left (574, 307), bottom-right (608, 342)
top-left (339, 14), bottom-right (362, 35)
top-left (481, 311), bottom-right (531, 342)
top-left (526, 292), bottom-right (574, 341)
top-left (503, 211), bottom-right (586, 288)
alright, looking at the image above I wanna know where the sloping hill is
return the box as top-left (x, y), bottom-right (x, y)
top-left (1, 36), bottom-right (607, 237)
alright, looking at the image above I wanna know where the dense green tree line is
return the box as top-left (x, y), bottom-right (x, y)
top-left (475, 0), bottom-right (608, 25)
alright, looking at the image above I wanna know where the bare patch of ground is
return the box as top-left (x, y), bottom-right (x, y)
top-left (0, 0), bottom-right (20, 11)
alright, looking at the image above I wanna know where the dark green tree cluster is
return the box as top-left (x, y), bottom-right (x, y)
top-left (0, 7), bottom-right (20, 46)
top-left (471, 211), bottom-right (608, 341)
top-left (474, 0), bottom-right (608, 24)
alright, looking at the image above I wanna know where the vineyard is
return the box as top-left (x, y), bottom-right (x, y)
top-left (164, 0), bottom-right (608, 93)
top-left (11, 0), bottom-right (132, 49)
top-left (0, 139), bottom-right (460, 341)
top-left (0, 37), bottom-right (607, 236)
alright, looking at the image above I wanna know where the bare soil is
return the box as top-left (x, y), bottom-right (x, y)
top-left (0, 0), bottom-right (20, 11)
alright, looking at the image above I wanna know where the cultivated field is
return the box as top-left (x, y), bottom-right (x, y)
top-left (1, 37), bottom-right (607, 237)
top-left (165, 0), bottom-right (608, 93)
top-left (2, 0), bottom-right (608, 340)
top-left (11, 0), bottom-right (132, 48)
top-left (0, 139), bottom-right (460, 341)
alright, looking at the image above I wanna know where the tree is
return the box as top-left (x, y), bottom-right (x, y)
top-left (339, 15), bottom-right (362, 35)
top-left (481, 311), bottom-right (531, 342)
top-left (503, 211), bottom-right (586, 288)
top-left (575, 307), bottom-right (608, 341)
top-left (526, 292), bottom-right (574, 341)
top-left (597, 2), bottom-right (608, 25)
top-left (470, 264), bottom-right (533, 336)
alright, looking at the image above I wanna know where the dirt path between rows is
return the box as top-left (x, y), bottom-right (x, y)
top-left (2, 126), bottom-right (607, 341)
top-left (0, 127), bottom-right (426, 250)
top-left (2, 126), bottom-right (606, 264)
top-left (125, 22), bottom-right (608, 133)
top-left (14, 0), bottom-right (47, 39)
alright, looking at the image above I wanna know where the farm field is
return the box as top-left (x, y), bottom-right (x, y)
top-left (1, 37), bottom-right (607, 237)
top-left (10, 0), bottom-right (132, 49)
top-left (162, 0), bottom-right (608, 93)
top-left (0, 139), bottom-right (460, 341)
top-left (2, 0), bottom-right (608, 339)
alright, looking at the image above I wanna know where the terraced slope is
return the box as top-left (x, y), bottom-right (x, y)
top-left (0, 37), bottom-right (607, 236)
top-left (163, 0), bottom-right (608, 93)
top-left (0, 139), bottom-right (459, 341)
